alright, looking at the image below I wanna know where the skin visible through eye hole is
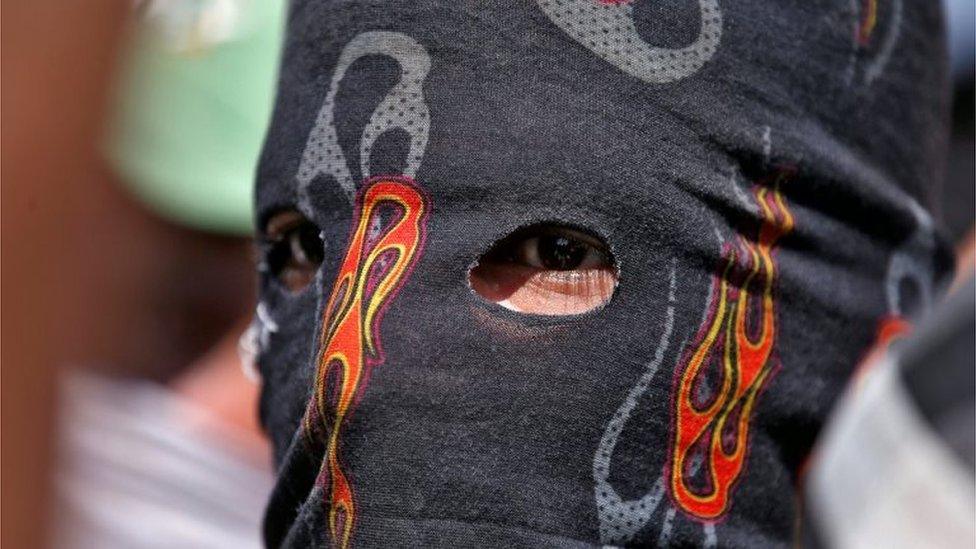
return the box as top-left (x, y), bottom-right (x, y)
top-left (469, 263), bottom-right (617, 315)
top-left (468, 227), bottom-right (618, 315)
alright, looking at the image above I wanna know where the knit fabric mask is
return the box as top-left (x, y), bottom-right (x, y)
top-left (253, 1), bottom-right (952, 546)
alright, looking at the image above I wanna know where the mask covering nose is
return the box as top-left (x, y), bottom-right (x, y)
top-left (254, 1), bottom-right (952, 547)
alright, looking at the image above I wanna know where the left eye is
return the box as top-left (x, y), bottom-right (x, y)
top-left (468, 225), bottom-right (618, 316)
top-left (264, 210), bottom-right (324, 293)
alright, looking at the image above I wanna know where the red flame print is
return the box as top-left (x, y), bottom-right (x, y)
top-left (857, 0), bottom-right (879, 46)
top-left (668, 174), bottom-right (794, 520)
top-left (303, 176), bottom-right (429, 548)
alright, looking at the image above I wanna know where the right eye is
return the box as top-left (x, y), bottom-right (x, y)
top-left (468, 224), bottom-right (618, 315)
top-left (264, 211), bottom-right (324, 293)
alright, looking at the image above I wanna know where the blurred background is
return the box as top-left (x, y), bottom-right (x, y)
top-left (3, 2), bottom-right (284, 547)
top-left (1, 1), bottom-right (972, 548)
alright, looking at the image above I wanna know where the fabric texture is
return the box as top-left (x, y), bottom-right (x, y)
top-left (253, 1), bottom-right (953, 546)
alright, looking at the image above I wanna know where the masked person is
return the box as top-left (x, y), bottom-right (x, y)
top-left (253, 1), bottom-right (954, 547)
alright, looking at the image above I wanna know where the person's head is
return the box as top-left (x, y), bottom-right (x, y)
top-left (254, 2), bottom-right (953, 546)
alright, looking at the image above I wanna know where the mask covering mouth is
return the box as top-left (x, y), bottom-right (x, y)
top-left (262, 29), bottom-right (436, 548)
top-left (303, 177), bottom-right (430, 548)
top-left (254, 1), bottom-right (952, 547)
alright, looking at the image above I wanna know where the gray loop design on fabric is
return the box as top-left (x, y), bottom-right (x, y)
top-left (592, 264), bottom-right (676, 545)
top-left (885, 198), bottom-right (936, 316)
top-left (535, 0), bottom-right (722, 84)
top-left (296, 31), bottom-right (432, 211)
top-left (592, 259), bottom-right (722, 547)
top-left (845, 0), bottom-right (903, 86)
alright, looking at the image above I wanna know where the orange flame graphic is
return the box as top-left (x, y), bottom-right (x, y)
top-left (669, 174), bottom-right (793, 520)
top-left (303, 177), bottom-right (429, 548)
top-left (857, 0), bottom-right (879, 46)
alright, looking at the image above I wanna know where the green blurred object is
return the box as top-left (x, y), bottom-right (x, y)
top-left (107, 0), bottom-right (284, 235)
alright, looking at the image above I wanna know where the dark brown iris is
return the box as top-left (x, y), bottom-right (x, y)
top-left (266, 211), bottom-right (324, 293)
top-left (538, 234), bottom-right (587, 270)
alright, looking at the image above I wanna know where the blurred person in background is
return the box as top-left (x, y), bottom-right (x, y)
top-left (3, 4), bottom-right (128, 547)
top-left (4, 1), bottom-right (282, 548)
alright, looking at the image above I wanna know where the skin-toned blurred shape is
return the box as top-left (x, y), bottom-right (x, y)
top-left (2, 3), bottom-right (126, 548)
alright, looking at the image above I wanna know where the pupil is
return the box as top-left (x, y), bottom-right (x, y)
top-left (298, 224), bottom-right (325, 265)
top-left (538, 235), bottom-right (586, 270)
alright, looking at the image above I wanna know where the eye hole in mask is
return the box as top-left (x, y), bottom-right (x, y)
top-left (264, 210), bottom-right (325, 293)
top-left (468, 224), bottom-right (618, 316)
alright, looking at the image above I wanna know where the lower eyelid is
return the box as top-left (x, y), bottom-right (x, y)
top-left (500, 268), bottom-right (616, 315)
